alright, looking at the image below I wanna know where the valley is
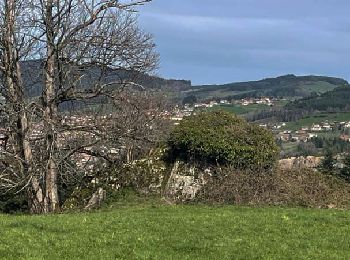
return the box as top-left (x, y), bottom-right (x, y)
top-left (174, 74), bottom-right (350, 160)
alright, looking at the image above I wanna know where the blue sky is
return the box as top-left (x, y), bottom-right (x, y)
top-left (139, 0), bottom-right (350, 85)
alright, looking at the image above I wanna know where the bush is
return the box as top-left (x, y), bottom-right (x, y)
top-left (319, 150), bottom-right (336, 173)
top-left (196, 167), bottom-right (350, 208)
top-left (339, 154), bottom-right (350, 181)
top-left (0, 192), bottom-right (28, 214)
top-left (167, 110), bottom-right (279, 169)
top-left (62, 150), bottom-right (167, 211)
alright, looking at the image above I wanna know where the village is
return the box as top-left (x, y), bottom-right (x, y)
top-left (167, 97), bottom-right (279, 124)
top-left (271, 121), bottom-right (350, 143)
top-left (165, 98), bottom-right (350, 147)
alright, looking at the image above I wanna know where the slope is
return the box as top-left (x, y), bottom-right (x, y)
top-left (187, 74), bottom-right (348, 100)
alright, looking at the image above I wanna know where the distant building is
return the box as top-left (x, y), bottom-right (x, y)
top-left (292, 133), bottom-right (311, 142)
top-left (171, 117), bottom-right (183, 121)
top-left (309, 133), bottom-right (318, 138)
top-left (296, 130), bottom-right (307, 135)
top-left (322, 123), bottom-right (332, 131)
top-left (278, 132), bottom-right (291, 142)
top-left (311, 124), bottom-right (322, 131)
top-left (340, 135), bottom-right (350, 142)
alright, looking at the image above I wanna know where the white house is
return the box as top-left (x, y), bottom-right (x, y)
top-left (311, 124), bottom-right (322, 131)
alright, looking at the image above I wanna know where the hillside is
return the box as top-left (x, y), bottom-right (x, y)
top-left (243, 85), bottom-right (350, 126)
top-left (18, 60), bottom-right (191, 98)
top-left (286, 86), bottom-right (350, 112)
top-left (186, 74), bottom-right (348, 100)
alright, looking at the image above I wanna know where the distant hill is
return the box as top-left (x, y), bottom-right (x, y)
top-left (186, 74), bottom-right (348, 100)
top-left (18, 60), bottom-right (191, 98)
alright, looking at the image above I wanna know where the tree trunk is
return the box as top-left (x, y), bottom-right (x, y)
top-left (2, 0), bottom-right (44, 214)
top-left (42, 0), bottom-right (60, 213)
top-left (42, 46), bottom-right (60, 213)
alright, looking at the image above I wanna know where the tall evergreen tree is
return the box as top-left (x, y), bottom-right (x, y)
top-left (341, 154), bottom-right (350, 179)
top-left (320, 150), bottom-right (336, 173)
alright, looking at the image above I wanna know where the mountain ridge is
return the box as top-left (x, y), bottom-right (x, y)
top-left (16, 59), bottom-right (192, 98)
top-left (194, 74), bottom-right (348, 88)
top-left (186, 74), bottom-right (349, 100)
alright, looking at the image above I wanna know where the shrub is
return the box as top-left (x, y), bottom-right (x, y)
top-left (167, 110), bottom-right (279, 169)
top-left (319, 150), bottom-right (336, 173)
top-left (196, 167), bottom-right (350, 208)
top-left (62, 150), bottom-right (167, 211)
top-left (337, 154), bottom-right (350, 182)
top-left (0, 192), bottom-right (28, 214)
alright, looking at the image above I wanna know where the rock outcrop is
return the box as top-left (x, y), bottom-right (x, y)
top-left (85, 188), bottom-right (107, 210)
top-left (164, 160), bottom-right (210, 201)
top-left (279, 156), bottom-right (322, 170)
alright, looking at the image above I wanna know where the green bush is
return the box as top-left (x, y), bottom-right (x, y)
top-left (340, 154), bottom-right (350, 180)
top-left (0, 192), bottom-right (28, 214)
top-left (319, 150), bottom-right (336, 173)
top-left (167, 110), bottom-right (279, 169)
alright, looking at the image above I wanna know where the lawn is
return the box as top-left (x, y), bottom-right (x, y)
top-left (1, 204), bottom-right (350, 259)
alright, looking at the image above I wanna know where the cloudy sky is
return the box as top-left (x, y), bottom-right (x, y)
top-left (138, 0), bottom-right (350, 85)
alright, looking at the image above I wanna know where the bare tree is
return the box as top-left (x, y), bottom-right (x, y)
top-left (0, 0), bottom-right (46, 212)
top-left (0, 0), bottom-right (162, 213)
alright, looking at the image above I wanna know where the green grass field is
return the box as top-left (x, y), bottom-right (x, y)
top-left (210, 104), bottom-right (270, 115)
top-left (281, 142), bottom-right (299, 154)
top-left (1, 204), bottom-right (350, 259)
top-left (183, 89), bottom-right (256, 100)
top-left (185, 80), bottom-right (337, 100)
top-left (300, 81), bottom-right (339, 94)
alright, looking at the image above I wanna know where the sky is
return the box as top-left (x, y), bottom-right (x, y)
top-left (138, 0), bottom-right (350, 85)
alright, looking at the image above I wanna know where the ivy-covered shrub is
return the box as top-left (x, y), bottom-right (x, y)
top-left (0, 192), bottom-right (28, 214)
top-left (167, 110), bottom-right (279, 169)
top-left (62, 149), bottom-right (167, 211)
